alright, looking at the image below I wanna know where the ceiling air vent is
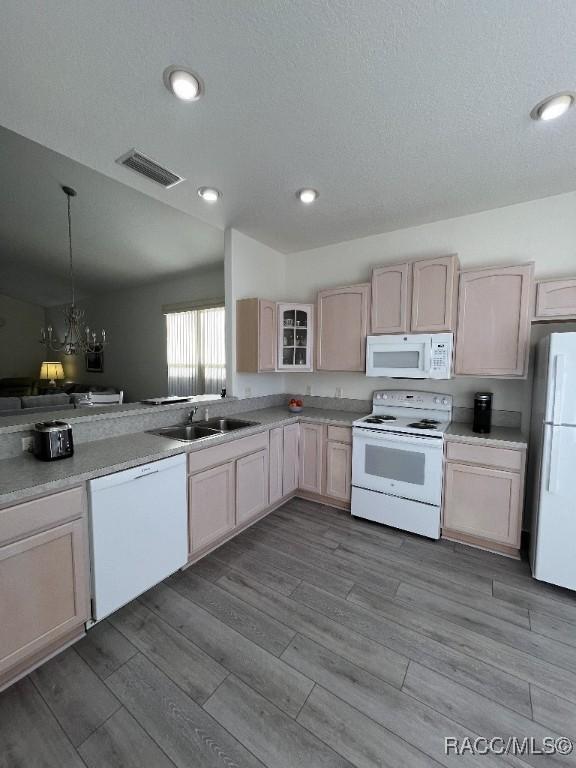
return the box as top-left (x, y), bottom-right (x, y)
top-left (116, 149), bottom-right (184, 189)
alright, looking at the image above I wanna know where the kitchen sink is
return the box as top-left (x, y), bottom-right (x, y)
top-left (149, 417), bottom-right (258, 442)
top-left (149, 424), bottom-right (223, 442)
top-left (202, 418), bottom-right (259, 431)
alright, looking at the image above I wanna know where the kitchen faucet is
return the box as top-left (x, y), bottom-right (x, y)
top-left (186, 406), bottom-right (198, 424)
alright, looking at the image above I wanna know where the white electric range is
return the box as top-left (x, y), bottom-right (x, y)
top-left (351, 390), bottom-right (452, 539)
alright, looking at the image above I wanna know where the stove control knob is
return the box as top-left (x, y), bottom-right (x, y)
top-left (375, 393), bottom-right (382, 399)
top-left (381, 394), bottom-right (388, 399)
top-left (433, 397), bottom-right (440, 404)
top-left (442, 398), bottom-right (449, 405)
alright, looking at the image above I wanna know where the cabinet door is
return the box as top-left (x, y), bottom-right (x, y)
top-left (258, 300), bottom-right (277, 371)
top-left (535, 278), bottom-right (576, 320)
top-left (282, 424), bottom-right (300, 495)
top-left (236, 449), bottom-right (269, 525)
top-left (317, 284), bottom-right (370, 371)
top-left (325, 440), bottom-right (352, 502)
top-left (277, 303), bottom-right (314, 371)
top-left (299, 423), bottom-right (325, 494)
top-left (0, 518), bottom-right (90, 677)
top-left (371, 263), bottom-right (411, 333)
top-left (189, 462), bottom-right (235, 553)
top-left (411, 255), bottom-right (459, 332)
top-left (269, 427), bottom-right (284, 504)
top-left (443, 462), bottom-right (521, 547)
top-left (455, 264), bottom-right (534, 377)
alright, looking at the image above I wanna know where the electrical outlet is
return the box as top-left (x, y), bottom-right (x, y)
top-left (21, 436), bottom-right (33, 453)
top-left (335, 387), bottom-right (343, 398)
top-left (244, 386), bottom-right (252, 398)
top-left (305, 385), bottom-right (312, 395)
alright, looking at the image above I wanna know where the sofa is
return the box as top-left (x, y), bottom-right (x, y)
top-left (0, 382), bottom-right (124, 417)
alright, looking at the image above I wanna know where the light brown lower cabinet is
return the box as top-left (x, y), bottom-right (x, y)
top-left (189, 461), bottom-right (236, 553)
top-left (282, 423), bottom-right (300, 495)
top-left (269, 426), bottom-right (284, 504)
top-left (442, 439), bottom-right (526, 556)
top-left (325, 440), bottom-right (352, 502)
top-left (0, 487), bottom-right (89, 690)
top-left (299, 422), bottom-right (325, 494)
top-left (236, 448), bottom-right (269, 525)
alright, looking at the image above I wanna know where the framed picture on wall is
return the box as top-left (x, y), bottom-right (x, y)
top-left (85, 345), bottom-right (104, 373)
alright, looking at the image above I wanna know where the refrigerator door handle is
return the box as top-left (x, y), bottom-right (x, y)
top-left (546, 430), bottom-right (560, 495)
top-left (552, 354), bottom-right (566, 425)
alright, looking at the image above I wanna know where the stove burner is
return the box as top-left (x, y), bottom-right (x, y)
top-left (407, 421), bottom-right (438, 430)
top-left (420, 419), bottom-right (439, 425)
top-left (365, 415), bottom-right (396, 424)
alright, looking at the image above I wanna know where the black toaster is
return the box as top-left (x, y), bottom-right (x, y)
top-left (32, 421), bottom-right (74, 461)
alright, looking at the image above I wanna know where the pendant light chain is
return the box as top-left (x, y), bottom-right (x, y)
top-left (40, 185), bottom-right (107, 355)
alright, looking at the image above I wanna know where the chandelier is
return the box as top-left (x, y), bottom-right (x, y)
top-left (41, 186), bottom-right (107, 355)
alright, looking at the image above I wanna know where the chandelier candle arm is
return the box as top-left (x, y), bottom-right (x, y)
top-left (40, 186), bottom-right (107, 355)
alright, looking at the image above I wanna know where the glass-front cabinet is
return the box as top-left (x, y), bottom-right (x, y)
top-left (277, 303), bottom-right (314, 371)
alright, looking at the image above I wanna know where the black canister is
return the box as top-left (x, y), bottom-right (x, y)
top-left (473, 393), bottom-right (493, 434)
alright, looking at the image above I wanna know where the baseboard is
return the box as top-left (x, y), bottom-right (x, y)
top-left (0, 625), bottom-right (85, 693)
top-left (295, 490), bottom-right (351, 512)
top-left (441, 528), bottom-right (521, 559)
top-left (184, 493), bottom-right (297, 567)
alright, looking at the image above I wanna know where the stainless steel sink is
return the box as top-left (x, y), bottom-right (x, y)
top-left (149, 424), bottom-right (223, 442)
top-left (202, 418), bottom-right (259, 431)
top-left (148, 417), bottom-right (258, 442)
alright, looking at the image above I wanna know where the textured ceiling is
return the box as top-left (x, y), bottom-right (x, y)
top-left (0, 127), bottom-right (223, 306)
top-left (1, 1), bottom-right (575, 253)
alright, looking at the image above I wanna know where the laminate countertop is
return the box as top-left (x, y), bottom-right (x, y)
top-left (446, 423), bottom-right (527, 450)
top-left (0, 407), bottom-right (364, 507)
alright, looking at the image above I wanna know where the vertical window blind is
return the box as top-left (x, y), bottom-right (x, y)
top-left (166, 305), bottom-right (226, 396)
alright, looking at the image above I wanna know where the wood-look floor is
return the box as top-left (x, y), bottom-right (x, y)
top-left (2, 498), bottom-right (576, 768)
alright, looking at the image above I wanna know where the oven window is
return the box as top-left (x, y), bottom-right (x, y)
top-left (372, 351), bottom-right (420, 368)
top-left (365, 445), bottom-right (425, 485)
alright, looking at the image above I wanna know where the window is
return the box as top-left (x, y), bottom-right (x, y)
top-left (166, 305), bottom-right (226, 396)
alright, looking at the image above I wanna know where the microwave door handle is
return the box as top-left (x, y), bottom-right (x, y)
top-left (423, 341), bottom-right (432, 373)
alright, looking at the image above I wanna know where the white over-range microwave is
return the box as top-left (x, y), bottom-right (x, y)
top-left (366, 333), bottom-right (454, 379)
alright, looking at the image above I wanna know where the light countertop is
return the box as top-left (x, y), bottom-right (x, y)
top-left (446, 422), bottom-right (527, 449)
top-left (0, 406), bottom-right (363, 507)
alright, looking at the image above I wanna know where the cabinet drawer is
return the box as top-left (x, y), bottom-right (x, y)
top-left (445, 441), bottom-right (523, 472)
top-left (0, 487), bottom-right (85, 547)
top-left (188, 431), bottom-right (268, 474)
top-left (327, 425), bottom-right (352, 444)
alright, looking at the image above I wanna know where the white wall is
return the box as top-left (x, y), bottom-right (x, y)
top-left (225, 228), bottom-right (287, 397)
top-left (277, 191), bottom-right (576, 427)
top-left (0, 294), bottom-right (45, 378)
top-left (46, 264), bottom-right (224, 401)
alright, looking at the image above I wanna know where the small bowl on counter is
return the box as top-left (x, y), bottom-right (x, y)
top-left (288, 398), bottom-right (304, 413)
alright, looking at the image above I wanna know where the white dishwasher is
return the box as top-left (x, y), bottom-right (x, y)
top-left (87, 454), bottom-right (188, 622)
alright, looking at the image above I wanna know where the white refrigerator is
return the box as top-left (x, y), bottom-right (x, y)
top-left (530, 332), bottom-right (576, 590)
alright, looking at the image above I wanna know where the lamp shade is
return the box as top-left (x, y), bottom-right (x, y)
top-left (40, 361), bottom-right (65, 382)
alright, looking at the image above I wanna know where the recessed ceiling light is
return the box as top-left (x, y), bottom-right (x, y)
top-left (163, 66), bottom-right (203, 101)
top-left (197, 186), bottom-right (221, 202)
top-left (531, 92), bottom-right (574, 121)
top-left (297, 188), bottom-right (319, 204)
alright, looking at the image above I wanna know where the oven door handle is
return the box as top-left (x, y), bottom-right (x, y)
top-left (353, 428), bottom-right (443, 449)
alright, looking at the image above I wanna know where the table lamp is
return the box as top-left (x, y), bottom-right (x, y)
top-left (39, 361), bottom-right (65, 387)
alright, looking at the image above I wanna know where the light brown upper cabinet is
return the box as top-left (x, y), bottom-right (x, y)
top-left (534, 278), bottom-right (576, 321)
top-left (455, 263), bottom-right (534, 378)
top-left (371, 263), bottom-right (411, 333)
top-left (236, 298), bottom-right (277, 372)
top-left (317, 284), bottom-right (370, 371)
top-left (371, 254), bottom-right (459, 334)
top-left (411, 255), bottom-right (459, 332)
